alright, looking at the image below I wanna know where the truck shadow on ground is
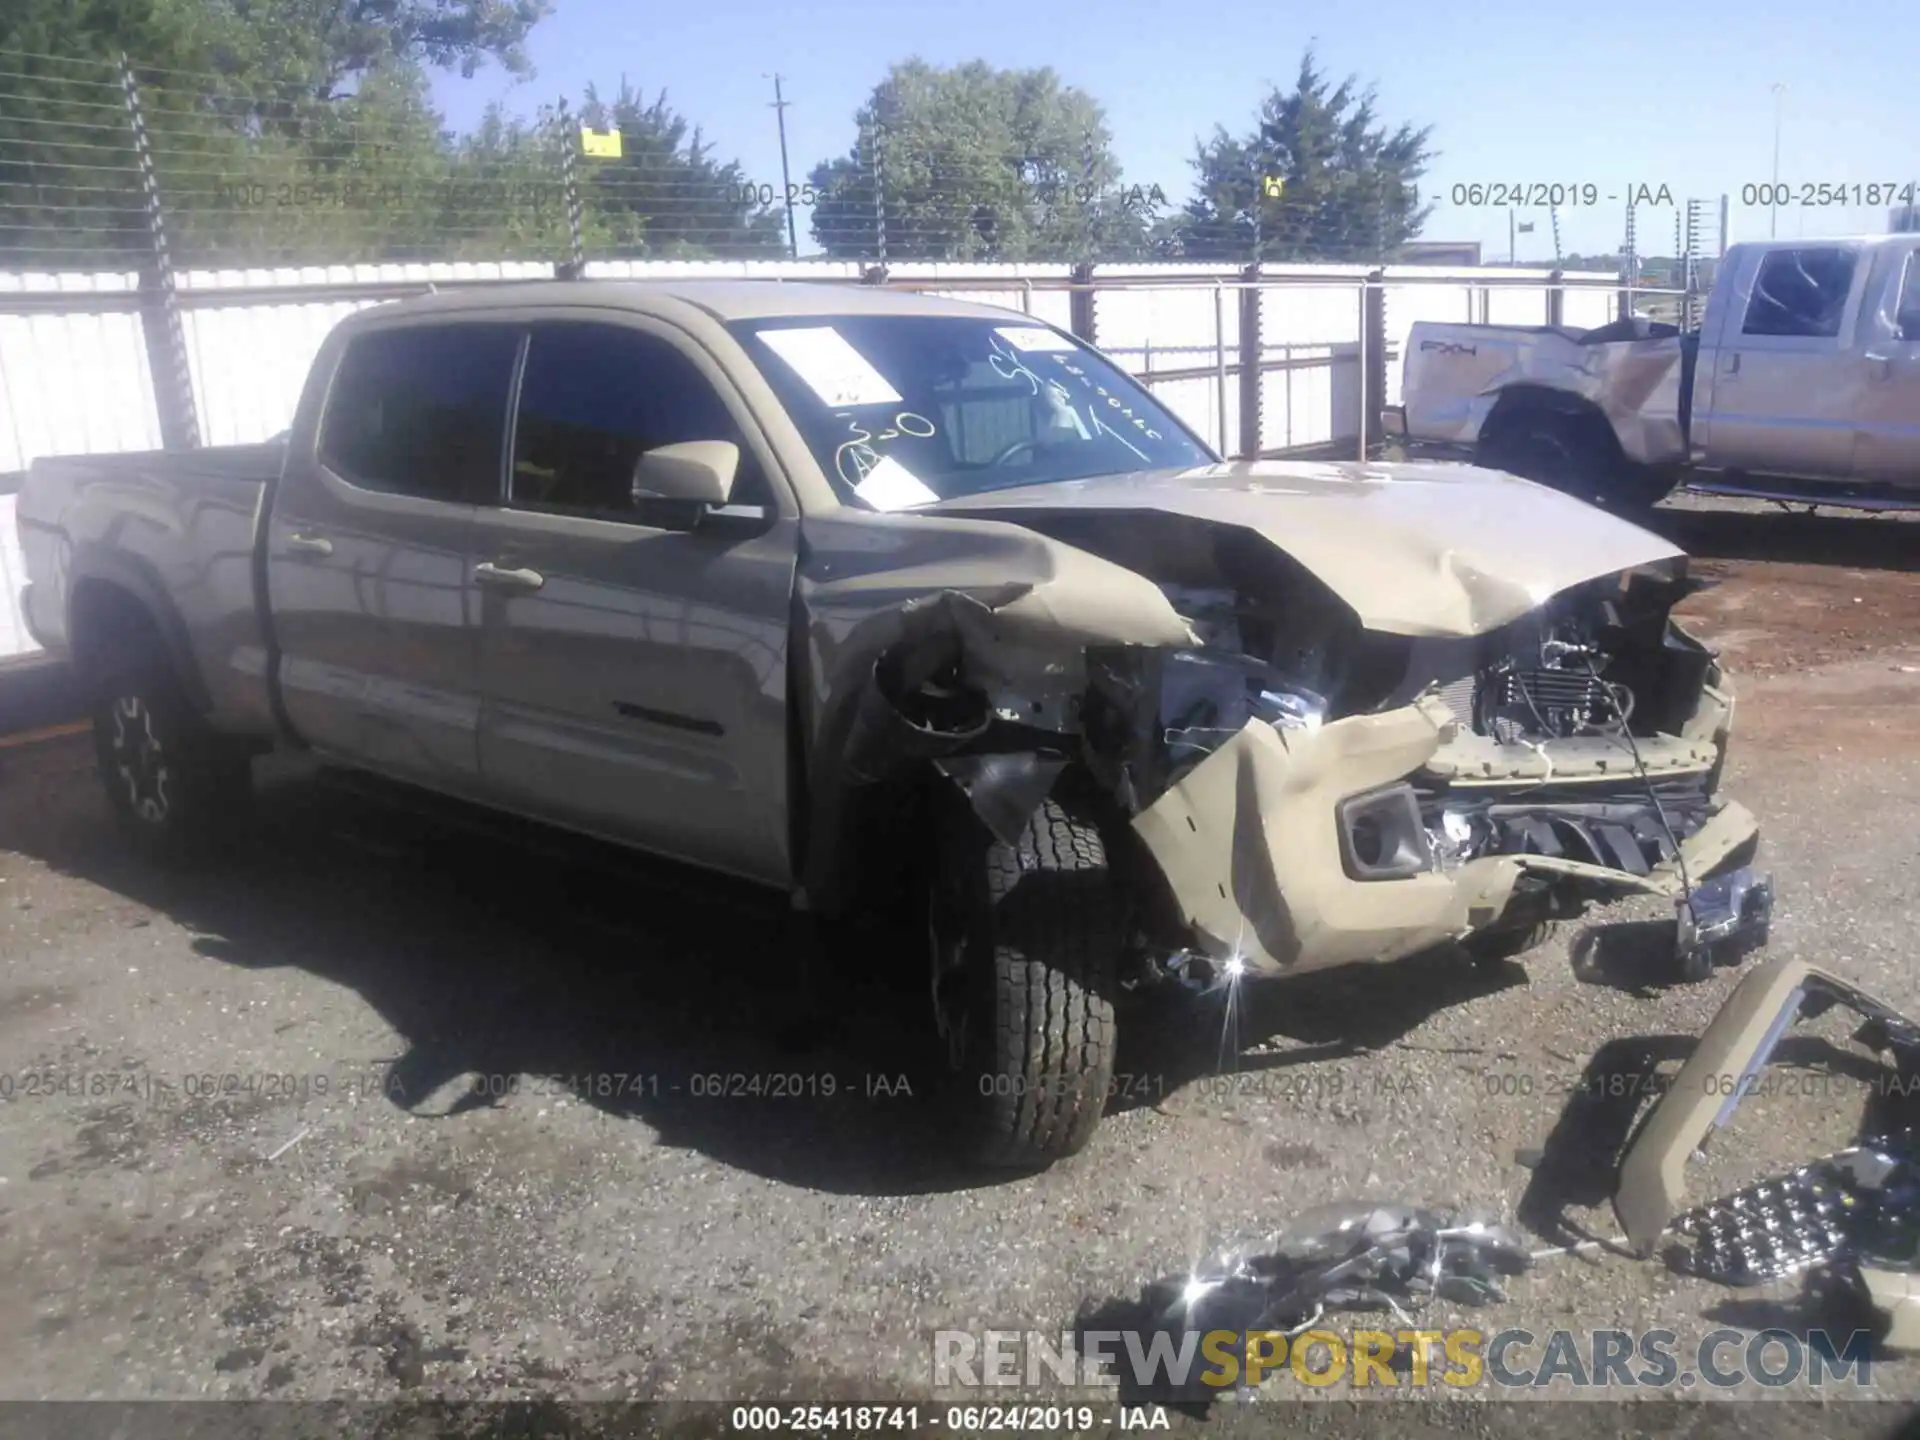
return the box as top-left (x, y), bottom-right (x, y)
top-left (1107, 949), bottom-right (1530, 1118)
top-left (5, 742), bottom-right (1520, 1195)
top-left (1649, 503), bottom-right (1920, 574)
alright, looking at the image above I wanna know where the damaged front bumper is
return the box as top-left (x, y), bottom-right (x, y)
top-left (1614, 956), bottom-right (1920, 1347)
top-left (1131, 690), bottom-right (1764, 979)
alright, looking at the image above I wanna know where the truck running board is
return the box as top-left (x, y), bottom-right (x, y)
top-left (1683, 476), bottom-right (1920, 515)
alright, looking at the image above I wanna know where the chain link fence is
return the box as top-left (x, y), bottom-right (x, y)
top-left (3, 47), bottom-right (1474, 270)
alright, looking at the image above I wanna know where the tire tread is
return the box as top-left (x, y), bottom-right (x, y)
top-left (971, 798), bottom-right (1119, 1166)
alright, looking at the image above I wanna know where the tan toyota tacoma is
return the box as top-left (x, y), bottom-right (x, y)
top-left (16, 281), bottom-right (1767, 1167)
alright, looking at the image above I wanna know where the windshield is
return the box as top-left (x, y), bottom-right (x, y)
top-left (729, 314), bottom-right (1213, 510)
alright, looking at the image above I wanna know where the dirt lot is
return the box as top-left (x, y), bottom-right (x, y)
top-left (3, 498), bottom-right (1920, 1436)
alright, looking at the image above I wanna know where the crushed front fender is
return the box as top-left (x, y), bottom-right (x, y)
top-left (1132, 693), bottom-right (1761, 978)
top-left (1133, 694), bottom-right (1520, 974)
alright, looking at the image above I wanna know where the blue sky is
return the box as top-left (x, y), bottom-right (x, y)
top-left (432, 0), bottom-right (1920, 261)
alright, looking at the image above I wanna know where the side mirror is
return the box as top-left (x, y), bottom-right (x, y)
top-left (631, 440), bottom-right (739, 508)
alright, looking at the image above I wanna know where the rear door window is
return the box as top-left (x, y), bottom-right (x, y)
top-left (1739, 248), bottom-right (1857, 339)
top-left (319, 324), bottom-right (522, 502)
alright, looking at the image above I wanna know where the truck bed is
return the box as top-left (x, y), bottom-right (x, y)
top-left (1401, 321), bottom-right (1692, 468)
top-left (18, 441), bottom-right (285, 733)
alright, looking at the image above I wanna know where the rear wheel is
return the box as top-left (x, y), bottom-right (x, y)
top-left (92, 663), bottom-right (252, 861)
top-left (1479, 412), bottom-right (1672, 512)
top-left (929, 793), bottom-right (1121, 1169)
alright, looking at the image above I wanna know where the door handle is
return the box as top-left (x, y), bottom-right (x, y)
top-left (283, 532), bottom-right (333, 557)
top-left (473, 561), bottom-right (545, 591)
top-left (1725, 352), bottom-right (1741, 376)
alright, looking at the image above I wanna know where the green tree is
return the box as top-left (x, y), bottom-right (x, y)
top-left (573, 82), bottom-right (786, 258)
top-left (201, 0), bottom-right (549, 98)
top-left (1175, 49), bottom-right (1435, 262)
top-left (0, 0), bottom-right (225, 265)
top-left (806, 59), bottom-right (1162, 262)
top-left (0, 0), bottom-right (548, 266)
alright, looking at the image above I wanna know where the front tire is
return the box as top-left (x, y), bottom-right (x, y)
top-left (930, 795), bottom-right (1121, 1169)
top-left (92, 663), bottom-right (252, 861)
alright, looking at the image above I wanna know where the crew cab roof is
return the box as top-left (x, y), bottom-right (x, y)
top-left (341, 278), bottom-right (1027, 329)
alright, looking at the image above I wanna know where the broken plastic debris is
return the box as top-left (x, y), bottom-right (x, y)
top-left (853, 456), bottom-right (938, 512)
top-left (1612, 955), bottom-right (1920, 1348)
top-left (1670, 1132), bottom-right (1920, 1287)
top-left (1674, 865), bottom-right (1774, 981)
top-left (1096, 1201), bottom-right (1532, 1405)
top-left (1149, 1201), bottom-right (1531, 1341)
top-left (755, 326), bottom-right (902, 408)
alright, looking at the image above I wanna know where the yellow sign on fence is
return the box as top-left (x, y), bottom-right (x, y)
top-left (580, 127), bottom-right (623, 159)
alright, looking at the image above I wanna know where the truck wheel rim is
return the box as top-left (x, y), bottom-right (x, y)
top-left (109, 695), bottom-right (171, 824)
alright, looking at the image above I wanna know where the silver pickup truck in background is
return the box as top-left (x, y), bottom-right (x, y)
top-left (18, 280), bottom-right (1768, 1166)
top-left (1390, 234), bottom-right (1920, 511)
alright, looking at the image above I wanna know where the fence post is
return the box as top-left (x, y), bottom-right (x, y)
top-left (1362, 267), bottom-right (1386, 454)
top-left (555, 101), bottom-right (585, 279)
top-left (1068, 263), bottom-right (1096, 344)
top-left (118, 53), bottom-right (199, 450)
top-left (1546, 267), bottom-right (1566, 328)
top-left (1620, 202), bottom-right (1638, 321)
top-left (871, 120), bottom-right (888, 265)
top-left (1236, 263), bottom-right (1262, 459)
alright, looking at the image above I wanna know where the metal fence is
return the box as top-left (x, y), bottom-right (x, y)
top-left (0, 258), bottom-right (1635, 658)
top-left (0, 260), bottom-right (1628, 467)
top-left (1, 42), bottom-right (1685, 657)
top-left (0, 45), bottom-right (1452, 273)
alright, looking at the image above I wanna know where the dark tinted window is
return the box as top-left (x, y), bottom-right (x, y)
top-left (319, 324), bottom-right (520, 501)
top-left (509, 323), bottom-right (768, 516)
top-left (1740, 248), bottom-right (1857, 338)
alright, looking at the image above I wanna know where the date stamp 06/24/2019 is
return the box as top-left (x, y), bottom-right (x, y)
top-left (0, 1065), bottom-right (930, 1108)
top-left (1447, 180), bottom-right (1918, 209)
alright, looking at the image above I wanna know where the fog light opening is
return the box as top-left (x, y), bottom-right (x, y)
top-left (1350, 815), bottom-right (1386, 869)
top-left (1337, 784), bottom-right (1436, 881)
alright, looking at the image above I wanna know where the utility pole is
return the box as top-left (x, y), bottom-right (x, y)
top-left (768, 73), bottom-right (798, 259)
top-left (1769, 83), bottom-right (1786, 239)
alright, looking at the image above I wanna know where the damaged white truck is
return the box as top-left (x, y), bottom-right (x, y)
top-left (17, 280), bottom-right (1769, 1167)
top-left (1391, 234), bottom-right (1920, 510)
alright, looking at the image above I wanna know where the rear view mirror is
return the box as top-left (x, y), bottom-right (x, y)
top-left (631, 440), bottom-right (739, 507)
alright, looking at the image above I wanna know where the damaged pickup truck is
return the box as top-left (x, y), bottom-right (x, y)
top-left (1390, 233), bottom-right (1920, 512)
top-left (17, 281), bottom-right (1764, 1166)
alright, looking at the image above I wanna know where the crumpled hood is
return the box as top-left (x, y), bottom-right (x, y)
top-left (924, 459), bottom-right (1687, 637)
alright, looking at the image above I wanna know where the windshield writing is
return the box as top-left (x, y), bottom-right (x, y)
top-left (733, 315), bottom-right (1211, 509)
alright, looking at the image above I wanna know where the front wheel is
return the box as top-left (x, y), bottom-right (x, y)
top-left (92, 664), bottom-right (252, 861)
top-left (929, 794), bottom-right (1121, 1169)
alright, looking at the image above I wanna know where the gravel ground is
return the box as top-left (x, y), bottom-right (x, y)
top-left (2, 499), bottom-right (1920, 1436)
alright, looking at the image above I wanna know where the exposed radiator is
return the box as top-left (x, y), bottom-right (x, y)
top-left (1493, 666), bottom-right (1611, 716)
top-left (1436, 674), bottom-right (1477, 726)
